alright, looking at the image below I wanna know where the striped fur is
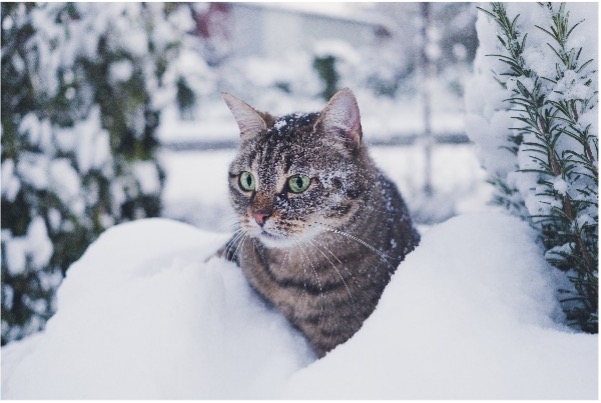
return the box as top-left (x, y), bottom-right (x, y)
top-left (219, 89), bottom-right (420, 357)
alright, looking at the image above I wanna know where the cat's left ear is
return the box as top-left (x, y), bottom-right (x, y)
top-left (314, 88), bottom-right (362, 149)
top-left (222, 93), bottom-right (270, 141)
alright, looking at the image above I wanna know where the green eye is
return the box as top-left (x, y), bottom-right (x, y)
top-left (288, 174), bottom-right (311, 193)
top-left (239, 171), bottom-right (256, 191)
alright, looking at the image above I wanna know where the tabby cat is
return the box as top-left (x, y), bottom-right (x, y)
top-left (218, 88), bottom-right (420, 357)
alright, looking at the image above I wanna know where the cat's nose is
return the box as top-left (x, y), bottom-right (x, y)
top-left (252, 210), bottom-right (272, 226)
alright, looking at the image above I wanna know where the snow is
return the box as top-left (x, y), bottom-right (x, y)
top-left (2, 213), bottom-right (596, 399)
top-left (284, 213), bottom-right (596, 399)
top-left (49, 159), bottom-right (82, 212)
top-left (549, 69), bottom-right (595, 102)
top-left (17, 152), bottom-right (50, 190)
top-left (47, 208), bottom-right (62, 231)
top-left (3, 2), bottom-right (596, 399)
top-left (1, 219), bottom-right (314, 399)
top-left (19, 113), bottom-right (53, 152)
top-left (3, 217), bottom-right (54, 276)
top-left (1, 159), bottom-right (21, 202)
top-left (25, 217), bottom-right (54, 270)
top-left (4, 238), bottom-right (27, 276)
top-left (132, 161), bottom-right (161, 195)
top-left (273, 118), bottom-right (288, 131)
top-left (159, 149), bottom-right (237, 232)
top-left (109, 60), bottom-right (133, 83)
top-left (553, 176), bottom-right (569, 195)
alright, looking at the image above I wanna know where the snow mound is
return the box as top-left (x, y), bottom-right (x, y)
top-left (283, 213), bottom-right (598, 399)
top-left (1, 219), bottom-right (314, 399)
top-left (2, 214), bottom-right (597, 399)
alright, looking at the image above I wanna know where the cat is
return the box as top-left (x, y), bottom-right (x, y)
top-left (218, 88), bottom-right (420, 357)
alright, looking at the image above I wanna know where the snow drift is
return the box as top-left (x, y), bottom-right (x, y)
top-left (284, 213), bottom-right (597, 399)
top-left (1, 219), bottom-right (314, 399)
top-left (1, 214), bottom-right (597, 399)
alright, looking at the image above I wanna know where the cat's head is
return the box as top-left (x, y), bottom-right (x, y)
top-left (224, 88), bottom-right (374, 248)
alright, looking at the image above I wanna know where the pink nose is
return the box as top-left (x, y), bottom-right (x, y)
top-left (252, 210), bottom-right (271, 226)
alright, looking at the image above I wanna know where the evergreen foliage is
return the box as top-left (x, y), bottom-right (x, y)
top-left (313, 55), bottom-right (340, 101)
top-left (1, 3), bottom-right (195, 344)
top-left (477, 2), bottom-right (598, 332)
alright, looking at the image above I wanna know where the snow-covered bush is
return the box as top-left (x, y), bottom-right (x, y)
top-left (1, 3), bottom-right (197, 344)
top-left (466, 2), bottom-right (598, 331)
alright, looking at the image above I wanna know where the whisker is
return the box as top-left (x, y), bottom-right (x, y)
top-left (224, 228), bottom-right (242, 252)
top-left (221, 228), bottom-right (245, 260)
top-left (230, 232), bottom-right (249, 261)
top-left (217, 211), bottom-right (243, 233)
top-left (308, 221), bottom-right (399, 273)
top-left (306, 238), bottom-right (356, 304)
top-left (309, 237), bottom-right (363, 292)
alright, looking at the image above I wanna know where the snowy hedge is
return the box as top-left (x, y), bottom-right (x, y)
top-left (1, 3), bottom-right (197, 344)
top-left (466, 2), bottom-right (598, 332)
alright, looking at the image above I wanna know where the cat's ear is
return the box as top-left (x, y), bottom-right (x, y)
top-left (315, 88), bottom-right (362, 149)
top-left (222, 93), bottom-right (268, 141)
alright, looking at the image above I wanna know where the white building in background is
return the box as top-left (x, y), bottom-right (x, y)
top-left (229, 3), bottom-right (390, 58)
top-left (195, 2), bottom-right (391, 62)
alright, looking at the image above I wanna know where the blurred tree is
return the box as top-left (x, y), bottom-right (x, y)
top-left (313, 55), bottom-right (339, 101)
top-left (366, 2), bottom-right (477, 98)
top-left (191, 2), bottom-right (232, 68)
top-left (1, 2), bottom-right (196, 344)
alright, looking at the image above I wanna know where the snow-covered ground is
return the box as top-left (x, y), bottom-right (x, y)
top-left (3, 2), bottom-right (596, 398)
top-left (2, 213), bottom-right (597, 399)
top-left (0, 219), bottom-right (313, 399)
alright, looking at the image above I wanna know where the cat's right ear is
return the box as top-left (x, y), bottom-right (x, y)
top-left (314, 88), bottom-right (362, 151)
top-left (222, 93), bottom-right (267, 141)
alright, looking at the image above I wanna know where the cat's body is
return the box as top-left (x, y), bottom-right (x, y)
top-left (219, 89), bottom-right (420, 357)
